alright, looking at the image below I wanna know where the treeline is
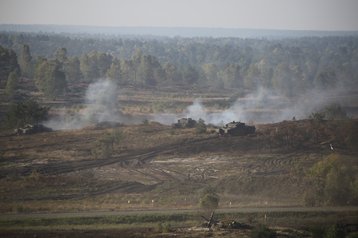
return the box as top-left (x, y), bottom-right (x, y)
top-left (1, 32), bottom-right (358, 98)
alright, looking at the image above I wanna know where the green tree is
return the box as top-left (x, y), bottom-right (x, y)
top-left (35, 59), bottom-right (67, 98)
top-left (200, 193), bottom-right (219, 210)
top-left (5, 100), bottom-right (49, 128)
top-left (244, 64), bottom-right (261, 90)
top-left (163, 63), bottom-right (181, 83)
top-left (304, 154), bottom-right (357, 206)
top-left (54, 47), bottom-right (67, 63)
top-left (92, 129), bottom-right (122, 159)
top-left (18, 44), bottom-right (33, 78)
top-left (107, 59), bottom-right (122, 82)
top-left (80, 54), bottom-right (99, 81)
top-left (182, 65), bottom-right (199, 85)
top-left (314, 70), bottom-right (336, 89)
top-left (136, 55), bottom-right (164, 86)
top-left (221, 64), bottom-right (242, 89)
top-left (5, 71), bottom-right (19, 99)
top-left (323, 104), bottom-right (348, 120)
top-left (119, 59), bottom-right (135, 84)
top-left (196, 118), bottom-right (207, 134)
top-left (64, 56), bottom-right (82, 83)
top-left (201, 64), bottom-right (218, 82)
top-left (0, 45), bottom-right (19, 83)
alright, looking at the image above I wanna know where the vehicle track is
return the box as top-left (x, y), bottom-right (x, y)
top-left (18, 181), bottom-right (158, 201)
top-left (0, 136), bottom-right (218, 178)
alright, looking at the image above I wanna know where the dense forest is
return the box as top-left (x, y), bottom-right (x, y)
top-left (0, 32), bottom-right (358, 98)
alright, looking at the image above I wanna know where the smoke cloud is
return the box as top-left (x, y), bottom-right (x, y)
top-left (45, 79), bottom-right (122, 130)
top-left (46, 79), bottom-right (349, 130)
top-left (154, 86), bottom-right (348, 125)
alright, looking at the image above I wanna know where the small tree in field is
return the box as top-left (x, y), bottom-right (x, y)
top-left (196, 118), bottom-right (207, 134)
top-left (5, 71), bottom-right (19, 99)
top-left (5, 100), bottom-right (49, 128)
top-left (200, 193), bottom-right (219, 210)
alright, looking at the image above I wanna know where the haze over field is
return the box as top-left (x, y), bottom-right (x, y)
top-left (0, 0), bottom-right (358, 237)
top-left (1, 0), bottom-right (358, 32)
top-left (43, 78), bottom-right (352, 130)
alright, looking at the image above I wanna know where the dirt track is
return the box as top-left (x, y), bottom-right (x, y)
top-left (0, 135), bottom-right (218, 178)
top-left (2, 206), bottom-right (358, 220)
top-left (0, 120), bottom-right (357, 211)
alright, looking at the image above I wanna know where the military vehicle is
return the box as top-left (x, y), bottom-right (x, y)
top-left (14, 124), bottom-right (52, 135)
top-left (173, 118), bottom-right (197, 128)
top-left (217, 121), bottom-right (255, 136)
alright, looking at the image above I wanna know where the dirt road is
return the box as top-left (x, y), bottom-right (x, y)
top-left (2, 206), bottom-right (358, 220)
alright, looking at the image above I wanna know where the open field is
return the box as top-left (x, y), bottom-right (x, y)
top-left (0, 112), bottom-right (358, 236)
top-left (0, 120), bottom-right (344, 211)
top-left (0, 208), bottom-right (357, 237)
top-left (1, 86), bottom-right (358, 237)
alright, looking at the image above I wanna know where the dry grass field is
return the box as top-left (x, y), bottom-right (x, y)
top-left (1, 86), bottom-right (358, 237)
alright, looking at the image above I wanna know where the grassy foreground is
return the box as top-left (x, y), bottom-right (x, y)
top-left (0, 208), bottom-right (357, 237)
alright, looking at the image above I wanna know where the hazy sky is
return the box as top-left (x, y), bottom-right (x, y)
top-left (1, 0), bottom-right (358, 31)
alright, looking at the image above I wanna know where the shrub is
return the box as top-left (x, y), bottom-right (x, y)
top-left (92, 129), bottom-right (122, 159)
top-left (195, 118), bottom-right (207, 134)
top-left (304, 154), bottom-right (358, 206)
top-left (5, 99), bottom-right (49, 128)
top-left (309, 103), bottom-right (348, 121)
top-left (325, 224), bottom-right (346, 238)
top-left (250, 224), bottom-right (276, 238)
top-left (157, 222), bottom-right (171, 233)
top-left (199, 193), bottom-right (219, 210)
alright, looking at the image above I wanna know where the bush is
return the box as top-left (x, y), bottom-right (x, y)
top-left (195, 118), bottom-right (207, 134)
top-left (324, 104), bottom-right (348, 120)
top-left (309, 103), bottom-right (348, 121)
top-left (310, 224), bottom-right (346, 238)
top-left (4, 99), bottom-right (49, 128)
top-left (304, 154), bottom-right (358, 206)
top-left (92, 129), bottom-right (122, 159)
top-left (325, 224), bottom-right (346, 238)
top-left (157, 222), bottom-right (171, 233)
top-left (250, 224), bottom-right (276, 238)
top-left (200, 193), bottom-right (219, 210)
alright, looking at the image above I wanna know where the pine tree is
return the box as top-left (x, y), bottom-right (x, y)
top-left (0, 45), bottom-right (19, 83)
top-left (5, 71), bottom-right (18, 99)
top-left (19, 44), bottom-right (33, 78)
top-left (35, 59), bottom-right (67, 98)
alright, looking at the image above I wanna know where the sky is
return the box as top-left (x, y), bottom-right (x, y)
top-left (0, 0), bottom-right (358, 31)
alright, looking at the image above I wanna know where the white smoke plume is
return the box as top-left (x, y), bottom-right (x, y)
top-left (154, 86), bottom-right (349, 125)
top-left (46, 80), bottom-right (350, 130)
top-left (45, 79), bottom-right (122, 130)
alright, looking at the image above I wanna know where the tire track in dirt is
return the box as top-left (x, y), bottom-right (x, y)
top-left (0, 136), bottom-right (218, 178)
top-left (19, 181), bottom-right (158, 201)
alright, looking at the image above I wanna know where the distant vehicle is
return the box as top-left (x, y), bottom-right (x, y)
top-left (217, 121), bottom-right (255, 136)
top-left (14, 124), bottom-right (52, 135)
top-left (173, 118), bottom-right (197, 128)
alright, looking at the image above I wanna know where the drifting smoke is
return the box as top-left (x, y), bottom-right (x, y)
top-left (46, 79), bottom-right (349, 130)
top-left (45, 79), bottom-right (122, 130)
top-left (82, 79), bottom-right (120, 123)
top-left (154, 86), bottom-right (348, 125)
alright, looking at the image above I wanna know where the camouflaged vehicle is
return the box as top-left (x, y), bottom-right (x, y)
top-left (218, 121), bottom-right (255, 136)
top-left (173, 118), bottom-right (197, 128)
top-left (14, 124), bottom-right (52, 135)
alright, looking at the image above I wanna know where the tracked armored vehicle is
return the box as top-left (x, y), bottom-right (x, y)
top-left (218, 121), bottom-right (255, 136)
top-left (14, 124), bottom-right (52, 135)
top-left (173, 118), bottom-right (197, 128)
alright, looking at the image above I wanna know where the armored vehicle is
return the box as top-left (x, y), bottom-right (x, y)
top-left (173, 118), bottom-right (197, 128)
top-left (218, 121), bottom-right (255, 136)
top-left (14, 124), bottom-right (52, 135)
